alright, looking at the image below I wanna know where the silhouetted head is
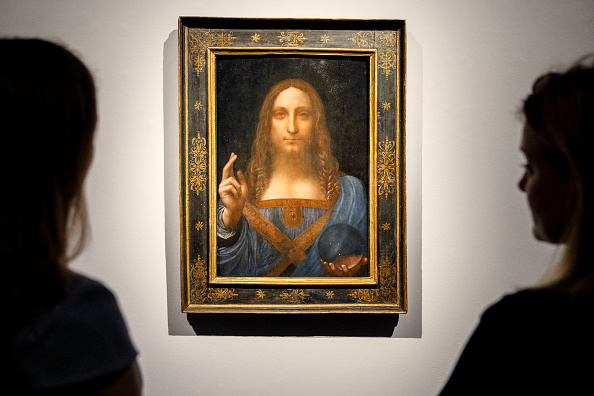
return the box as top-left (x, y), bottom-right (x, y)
top-left (0, 38), bottom-right (97, 316)
top-left (520, 54), bottom-right (594, 292)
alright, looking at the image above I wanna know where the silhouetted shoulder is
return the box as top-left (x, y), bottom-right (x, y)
top-left (9, 271), bottom-right (138, 392)
top-left (441, 288), bottom-right (594, 395)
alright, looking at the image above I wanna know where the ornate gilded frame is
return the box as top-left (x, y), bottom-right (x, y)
top-left (179, 17), bottom-right (406, 313)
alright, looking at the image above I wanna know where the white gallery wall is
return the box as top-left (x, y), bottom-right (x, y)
top-left (2, 0), bottom-right (593, 394)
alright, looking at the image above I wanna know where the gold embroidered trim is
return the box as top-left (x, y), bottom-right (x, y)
top-left (252, 198), bottom-right (333, 209)
top-left (242, 201), bottom-right (335, 276)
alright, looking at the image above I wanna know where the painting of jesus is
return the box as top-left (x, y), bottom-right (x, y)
top-left (216, 78), bottom-right (369, 277)
top-left (180, 18), bottom-right (406, 313)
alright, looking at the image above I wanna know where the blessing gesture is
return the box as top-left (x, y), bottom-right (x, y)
top-left (218, 153), bottom-right (248, 228)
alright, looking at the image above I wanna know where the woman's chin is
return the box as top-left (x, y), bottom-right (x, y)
top-left (533, 226), bottom-right (565, 244)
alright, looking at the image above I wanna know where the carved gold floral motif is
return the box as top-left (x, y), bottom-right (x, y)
top-left (279, 289), bottom-right (310, 303)
top-left (348, 31), bottom-right (397, 79)
top-left (348, 288), bottom-right (377, 302)
top-left (377, 31), bottom-right (398, 79)
top-left (375, 257), bottom-right (398, 303)
top-left (348, 31), bottom-right (374, 47)
top-left (190, 256), bottom-right (237, 303)
top-left (188, 29), bottom-right (236, 77)
top-left (378, 136), bottom-right (396, 199)
top-left (278, 31), bottom-right (307, 47)
top-left (348, 257), bottom-right (398, 303)
top-left (189, 134), bottom-right (207, 195)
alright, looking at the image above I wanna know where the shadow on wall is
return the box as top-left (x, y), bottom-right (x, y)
top-left (187, 313), bottom-right (399, 337)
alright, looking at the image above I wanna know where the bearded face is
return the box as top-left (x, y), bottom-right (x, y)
top-left (269, 86), bottom-right (314, 161)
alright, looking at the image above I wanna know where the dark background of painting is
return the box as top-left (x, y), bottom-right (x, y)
top-left (215, 55), bottom-right (370, 189)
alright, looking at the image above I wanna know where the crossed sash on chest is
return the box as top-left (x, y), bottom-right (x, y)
top-left (242, 196), bottom-right (337, 276)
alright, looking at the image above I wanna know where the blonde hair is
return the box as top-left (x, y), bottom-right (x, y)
top-left (246, 79), bottom-right (340, 201)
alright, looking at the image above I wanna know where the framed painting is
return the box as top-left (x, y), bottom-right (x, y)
top-left (179, 17), bottom-right (406, 313)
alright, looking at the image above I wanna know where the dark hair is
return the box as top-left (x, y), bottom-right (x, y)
top-left (522, 54), bottom-right (594, 293)
top-left (246, 79), bottom-right (340, 201)
top-left (0, 38), bottom-right (97, 323)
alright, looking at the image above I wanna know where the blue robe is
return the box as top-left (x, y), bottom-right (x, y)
top-left (217, 176), bottom-right (368, 277)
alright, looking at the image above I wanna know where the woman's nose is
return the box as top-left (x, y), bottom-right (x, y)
top-left (518, 173), bottom-right (527, 192)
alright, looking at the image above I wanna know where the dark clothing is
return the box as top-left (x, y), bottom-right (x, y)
top-left (8, 271), bottom-right (138, 392)
top-left (440, 288), bottom-right (594, 395)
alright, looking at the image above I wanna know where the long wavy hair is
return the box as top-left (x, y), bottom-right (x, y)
top-left (1, 39), bottom-right (96, 327)
top-left (521, 54), bottom-right (594, 294)
top-left (246, 79), bottom-right (340, 202)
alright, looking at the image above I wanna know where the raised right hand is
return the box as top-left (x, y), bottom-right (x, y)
top-left (218, 153), bottom-right (248, 228)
